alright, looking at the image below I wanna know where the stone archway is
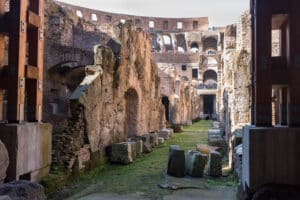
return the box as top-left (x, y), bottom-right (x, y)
top-left (125, 88), bottom-right (139, 138)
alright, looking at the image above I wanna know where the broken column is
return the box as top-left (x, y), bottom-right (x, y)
top-left (186, 150), bottom-right (208, 177)
top-left (167, 145), bottom-right (185, 177)
top-left (208, 151), bottom-right (222, 177)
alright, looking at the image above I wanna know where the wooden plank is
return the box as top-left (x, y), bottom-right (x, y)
top-left (25, 65), bottom-right (38, 79)
top-left (27, 11), bottom-right (41, 28)
top-left (27, 0), bottom-right (44, 122)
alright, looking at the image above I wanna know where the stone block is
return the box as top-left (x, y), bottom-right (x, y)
top-left (208, 138), bottom-right (227, 155)
top-left (158, 128), bottom-right (171, 140)
top-left (0, 123), bottom-right (52, 182)
top-left (233, 144), bottom-right (243, 179)
top-left (157, 137), bottom-right (165, 145)
top-left (173, 125), bottom-right (183, 133)
top-left (167, 128), bottom-right (174, 137)
top-left (0, 196), bottom-right (11, 200)
top-left (212, 121), bottom-right (221, 129)
top-left (149, 132), bottom-right (158, 147)
top-left (208, 129), bottom-right (222, 142)
top-left (0, 140), bottom-right (9, 184)
top-left (136, 134), bottom-right (152, 153)
top-left (196, 144), bottom-right (219, 155)
top-left (208, 151), bottom-right (222, 177)
top-left (167, 145), bottom-right (185, 177)
top-left (186, 150), bottom-right (208, 177)
top-left (130, 139), bottom-right (143, 157)
top-left (111, 142), bottom-right (136, 164)
top-left (0, 180), bottom-right (46, 200)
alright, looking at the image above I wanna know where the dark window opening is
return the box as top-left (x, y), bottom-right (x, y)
top-left (271, 14), bottom-right (289, 58)
top-left (106, 15), bottom-right (112, 22)
top-left (193, 21), bottom-right (198, 29)
top-left (135, 19), bottom-right (141, 25)
top-left (162, 96), bottom-right (170, 122)
top-left (182, 64), bottom-right (187, 71)
top-left (192, 68), bottom-right (198, 79)
top-left (163, 21), bottom-right (168, 29)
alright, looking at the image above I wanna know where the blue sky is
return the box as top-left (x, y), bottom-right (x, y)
top-left (58, 0), bottom-right (249, 27)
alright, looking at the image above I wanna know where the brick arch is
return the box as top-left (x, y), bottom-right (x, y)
top-left (203, 37), bottom-right (218, 51)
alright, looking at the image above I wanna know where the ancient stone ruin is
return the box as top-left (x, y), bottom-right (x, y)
top-left (0, 0), bottom-right (300, 199)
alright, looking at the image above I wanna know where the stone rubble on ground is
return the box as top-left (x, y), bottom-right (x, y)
top-left (208, 150), bottom-right (222, 177)
top-left (157, 137), bottom-right (165, 145)
top-left (167, 145), bottom-right (186, 177)
top-left (111, 142), bottom-right (136, 164)
top-left (149, 132), bottom-right (158, 147)
top-left (233, 144), bottom-right (243, 179)
top-left (158, 128), bottom-right (172, 140)
top-left (0, 180), bottom-right (46, 200)
top-left (185, 150), bottom-right (208, 177)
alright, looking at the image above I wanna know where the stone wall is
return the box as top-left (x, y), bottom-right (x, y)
top-left (219, 12), bottom-right (252, 166)
top-left (52, 22), bottom-right (166, 170)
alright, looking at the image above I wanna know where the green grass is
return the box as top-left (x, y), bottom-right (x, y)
top-left (45, 120), bottom-right (236, 200)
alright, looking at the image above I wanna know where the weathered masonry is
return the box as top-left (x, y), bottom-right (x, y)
top-left (0, 0), bottom-right (52, 182)
top-left (241, 0), bottom-right (300, 195)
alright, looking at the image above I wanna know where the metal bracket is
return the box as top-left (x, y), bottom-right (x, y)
top-left (19, 77), bottom-right (25, 88)
top-left (21, 21), bottom-right (26, 33)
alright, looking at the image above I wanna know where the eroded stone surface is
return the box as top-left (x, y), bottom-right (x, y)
top-left (167, 145), bottom-right (185, 177)
top-left (186, 150), bottom-right (208, 177)
top-left (0, 181), bottom-right (46, 200)
top-left (111, 142), bottom-right (136, 164)
top-left (208, 151), bottom-right (222, 177)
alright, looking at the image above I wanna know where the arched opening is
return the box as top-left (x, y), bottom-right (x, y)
top-left (203, 95), bottom-right (216, 118)
top-left (162, 96), bottom-right (170, 122)
top-left (203, 37), bottom-right (218, 52)
top-left (125, 88), bottom-right (139, 138)
top-left (150, 34), bottom-right (161, 52)
top-left (163, 35), bottom-right (173, 51)
top-left (163, 35), bottom-right (171, 45)
top-left (176, 34), bottom-right (187, 52)
top-left (181, 76), bottom-right (189, 82)
top-left (203, 69), bottom-right (218, 89)
top-left (190, 42), bottom-right (199, 53)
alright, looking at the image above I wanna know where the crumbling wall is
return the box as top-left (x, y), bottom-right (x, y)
top-left (219, 12), bottom-right (252, 166)
top-left (52, 22), bottom-right (166, 170)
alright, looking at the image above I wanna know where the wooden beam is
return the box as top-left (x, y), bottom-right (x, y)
top-left (7, 0), bottom-right (28, 122)
top-left (27, 11), bottom-right (42, 28)
top-left (25, 65), bottom-right (39, 79)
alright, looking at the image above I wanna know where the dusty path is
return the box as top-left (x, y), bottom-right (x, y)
top-left (77, 187), bottom-right (236, 200)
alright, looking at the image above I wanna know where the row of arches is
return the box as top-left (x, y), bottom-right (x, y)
top-left (151, 34), bottom-right (218, 53)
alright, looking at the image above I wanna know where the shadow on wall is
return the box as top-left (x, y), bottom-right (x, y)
top-left (125, 88), bottom-right (139, 138)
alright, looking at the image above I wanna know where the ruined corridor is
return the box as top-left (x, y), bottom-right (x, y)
top-left (0, 0), bottom-right (300, 200)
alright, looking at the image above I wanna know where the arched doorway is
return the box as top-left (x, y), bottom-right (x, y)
top-left (202, 70), bottom-right (218, 119)
top-left (203, 69), bottom-right (218, 89)
top-left (125, 88), bottom-right (139, 138)
top-left (162, 96), bottom-right (170, 122)
top-left (190, 42), bottom-right (199, 53)
top-left (203, 37), bottom-right (218, 52)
